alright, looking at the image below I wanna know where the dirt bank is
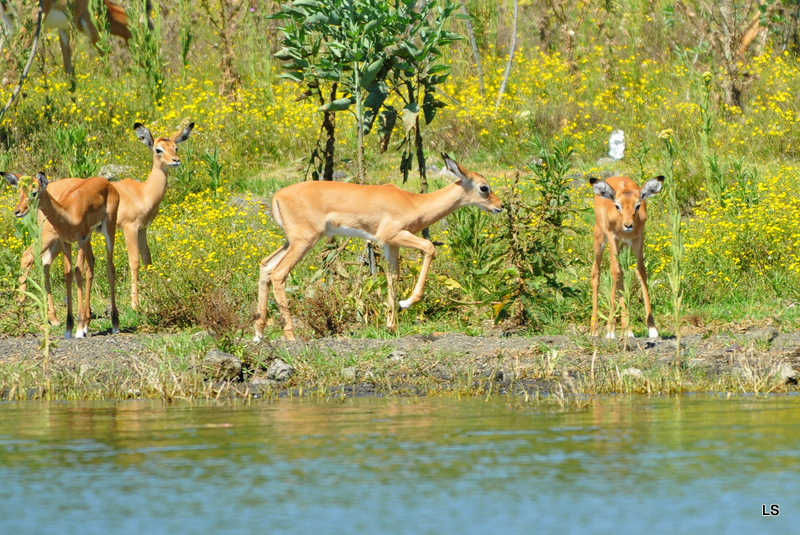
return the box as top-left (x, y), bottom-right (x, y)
top-left (1, 325), bottom-right (799, 399)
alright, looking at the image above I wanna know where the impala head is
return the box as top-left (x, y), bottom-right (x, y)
top-left (442, 153), bottom-right (504, 214)
top-left (135, 121), bottom-right (194, 169)
top-left (590, 175), bottom-right (664, 232)
top-left (3, 171), bottom-right (49, 218)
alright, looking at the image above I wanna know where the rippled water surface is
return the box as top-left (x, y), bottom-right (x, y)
top-left (1, 395), bottom-right (798, 534)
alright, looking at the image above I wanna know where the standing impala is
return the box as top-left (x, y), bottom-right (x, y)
top-left (3, 171), bottom-right (120, 339)
top-left (254, 154), bottom-right (504, 342)
top-left (14, 121), bottom-right (193, 323)
top-left (590, 174), bottom-right (664, 339)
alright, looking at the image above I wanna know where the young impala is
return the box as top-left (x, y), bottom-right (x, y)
top-left (13, 122), bottom-right (194, 324)
top-left (590, 174), bottom-right (664, 339)
top-left (4, 171), bottom-right (120, 338)
top-left (254, 154), bottom-right (504, 342)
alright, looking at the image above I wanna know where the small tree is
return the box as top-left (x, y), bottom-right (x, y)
top-left (272, 0), bottom-right (395, 181)
top-left (272, 0), bottom-right (461, 185)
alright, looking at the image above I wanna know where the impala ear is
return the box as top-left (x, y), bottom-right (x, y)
top-left (442, 153), bottom-right (469, 184)
top-left (590, 177), bottom-right (616, 200)
top-left (134, 122), bottom-right (154, 148)
top-left (173, 122), bottom-right (194, 144)
top-left (640, 175), bottom-right (665, 200)
top-left (2, 172), bottom-right (19, 187)
top-left (36, 171), bottom-right (49, 189)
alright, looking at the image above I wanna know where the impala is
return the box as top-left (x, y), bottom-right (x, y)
top-left (4, 171), bottom-right (120, 338)
top-left (253, 154), bottom-right (504, 342)
top-left (14, 121), bottom-right (194, 322)
top-left (7, 0), bottom-right (152, 75)
top-left (590, 174), bottom-right (664, 339)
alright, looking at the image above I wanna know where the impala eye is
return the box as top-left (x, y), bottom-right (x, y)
top-left (479, 185), bottom-right (490, 194)
top-left (155, 148), bottom-right (164, 155)
top-left (615, 203), bottom-right (622, 212)
top-left (635, 203), bottom-right (641, 211)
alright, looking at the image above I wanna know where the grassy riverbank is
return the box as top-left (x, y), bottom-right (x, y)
top-left (1, 325), bottom-right (797, 402)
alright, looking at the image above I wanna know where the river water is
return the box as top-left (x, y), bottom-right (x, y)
top-left (0, 394), bottom-right (797, 534)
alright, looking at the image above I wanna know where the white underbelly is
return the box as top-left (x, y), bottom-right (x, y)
top-left (325, 224), bottom-right (378, 242)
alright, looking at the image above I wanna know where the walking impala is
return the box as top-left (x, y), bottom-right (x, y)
top-left (3, 171), bottom-right (120, 338)
top-left (13, 122), bottom-right (193, 323)
top-left (590, 174), bottom-right (664, 339)
top-left (254, 154), bottom-right (504, 342)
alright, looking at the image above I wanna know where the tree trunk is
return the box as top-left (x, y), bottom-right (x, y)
top-left (494, 0), bottom-right (518, 114)
top-left (415, 115), bottom-right (427, 194)
top-left (460, 2), bottom-right (485, 96)
top-left (323, 83), bottom-right (337, 181)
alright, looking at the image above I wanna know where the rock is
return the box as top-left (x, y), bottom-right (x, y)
top-left (387, 350), bottom-right (406, 363)
top-left (778, 363), bottom-right (800, 384)
top-left (332, 170), bottom-right (348, 180)
top-left (202, 349), bottom-right (242, 381)
top-left (621, 367), bottom-right (645, 380)
top-left (267, 358), bottom-right (294, 382)
top-left (342, 366), bottom-right (357, 381)
top-left (746, 327), bottom-right (779, 346)
top-left (249, 377), bottom-right (278, 394)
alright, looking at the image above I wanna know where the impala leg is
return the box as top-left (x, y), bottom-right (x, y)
top-left (42, 240), bottom-right (63, 326)
top-left (384, 245), bottom-right (400, 332)
top-left (74, 241), bottom-right (90, 338)
top-left (17, 246), bottom-right (34, 307)
top-left (617, 249), bottom-right (631, 338)
top-left (62, 242), bottom-right (74, 339)
top-left (77, 241), bottom-right (95, 337)
top-left (124, 226), bottom-right (141, 311)
top-left (590, 227), bottom-right (605, 337)
top-left (253, 242), bottom-right (289, 342)
top-left (386, 231), bottom-right (436, 310)
top-left (139, 229), bottom-right (151, 265)
top-left (633, 237), bottom-right (658, 339)
top-left (269, 240), bottom-right (316, 342)
top-left (102, 220), bottom-right (119, 334)
top-left (57, 29), bottom-right (74, 76)
top-left (19, 230), bottom-right (63, 326)
top-left (606, 236), bottom-right (622, 340)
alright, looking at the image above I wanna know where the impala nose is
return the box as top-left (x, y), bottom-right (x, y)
top-left (623, 223), bottom-right (634, 232)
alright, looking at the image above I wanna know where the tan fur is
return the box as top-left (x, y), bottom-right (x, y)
top-left (10, 173), bottom-right (120, 338)
top-left (14, 123), bottom-right (193, 322)
top-left (254, 156), bottom-right (504, 341)
top-left (590, 175), bottom-right (664, 339)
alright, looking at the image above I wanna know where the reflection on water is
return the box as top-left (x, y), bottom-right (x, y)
top-left (0, 395), bottom-right (798, 534)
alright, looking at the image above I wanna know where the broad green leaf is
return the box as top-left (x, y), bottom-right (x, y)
top-left (278, 71), bottom-right (304, 83)
top-left (363, 81), bottom-right (388, 109)
top-left (319, 97), bottom-right (355, 112)
top-left (360, 59), bottom-right (384, 89)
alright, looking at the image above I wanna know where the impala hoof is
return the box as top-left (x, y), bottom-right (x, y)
top-left (253, 334), bottom-right (263, 343)
top-left (648, 327), bottom-right (659, 339)
top-left (605, 331), bottom-right (615, 340)
top-left (64, 331), bottom-right (73, 340)
top-left (76, 329), bottom-right (85, 338)
top-left (399, 298), bottom-right (413, 309)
